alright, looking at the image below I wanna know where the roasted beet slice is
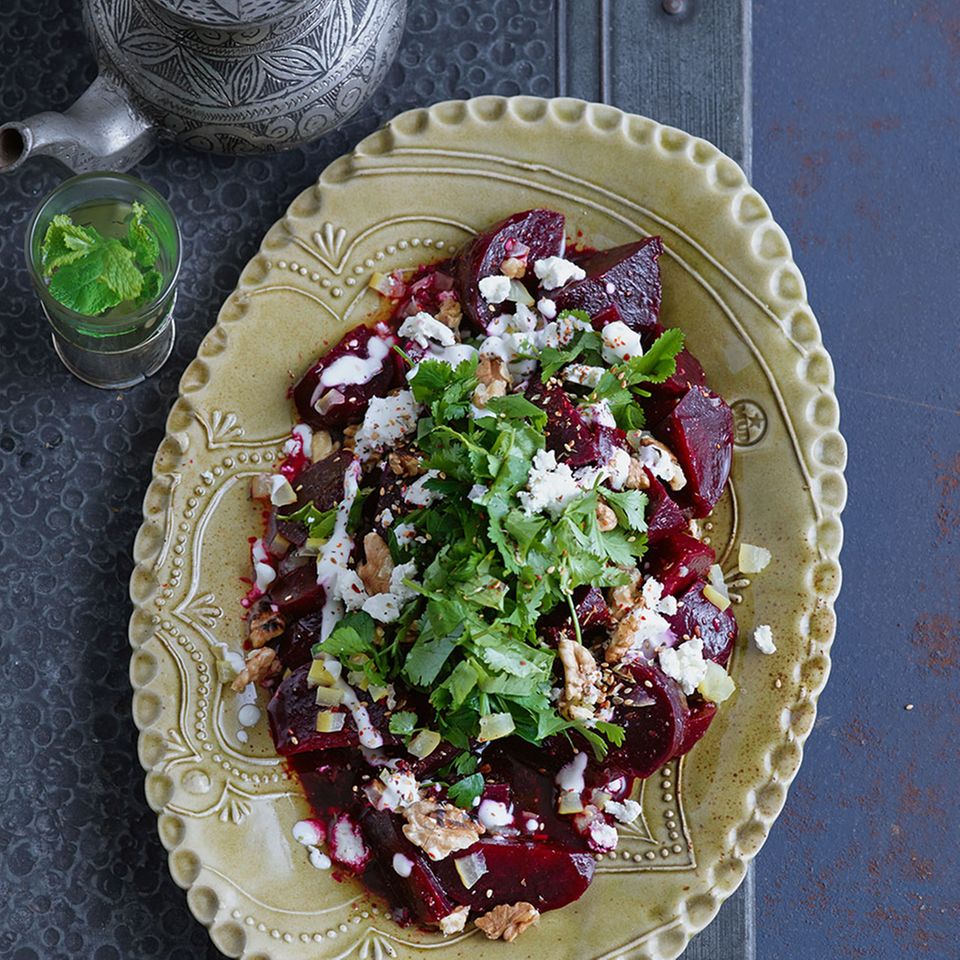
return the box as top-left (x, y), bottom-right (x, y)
top-left (273, 448), bottom-right (355, 547)
top-left (292, 323), bottom-right (398, 428)
top-left (642, 347), bottom-right (708, 424)
top-left (673, 697), bottom-right (717, 758)
top-left (360, 808), bottom-right (456, 924)
top-left (289, 748), bottom-right (365, 813)
top-left (268, 664), bottom-right (356, 755)
top-left (643, 468), bottom-right (687, 543)
top-left (267, 564), bottom-right (325, 620)
top-left (539, 586), bottom-right (613, 645)
top-left (644, 532), bottom-right (715, 597)
top-left (455, 208), bottom-right (566, 331)
top-left (551, 237), bottom-right (663, 334)
top-left (605, 662), bottom-right (687, 778)
top-left (275, 611), bottom-right (323, 670)
top-left (654, 385), bottom-right (733, 518)
top-left (666, 580), bottom-right (738, 666)
top-left (268, 664), bottom-right (396, 755)
top-left (432, 839), bottom-right (595, 912)
top-left (526, 382), bottom-right (599, 466)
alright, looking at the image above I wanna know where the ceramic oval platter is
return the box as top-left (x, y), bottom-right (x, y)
top-left (129, 97), bottom-right (846, 960)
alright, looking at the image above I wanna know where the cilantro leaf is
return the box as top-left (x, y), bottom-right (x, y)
top-left (601, 489), bottom-right (648, 530)
top-left (281, 502), bottom-right (337, 540)
top-left (595, 720), bottom-right (626, 747)
top-left (539, 326), bottom-right (603, 381)
top-left (485, 394), bottom-right (548, 427)
top-left (126, 201), bottom-right (160, 268)
top-left (315, 612), bottom-right (377, 660)
top-left (388, 711), bottom-right (418, 736)
top-left (403, 635), bottom-right (456, 685)
top-left (446, 773), bottom-right (484, 809)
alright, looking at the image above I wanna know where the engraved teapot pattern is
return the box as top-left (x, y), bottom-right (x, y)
top-left (0, 0), bottom-right (407, 173)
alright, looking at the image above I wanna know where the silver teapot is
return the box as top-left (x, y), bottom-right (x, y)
top-left (0, 0), bottom-right (407, 173)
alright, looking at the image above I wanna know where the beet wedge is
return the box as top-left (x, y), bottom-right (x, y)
top-left (455, 208), bottom-right (566, 331)
top-left (654, 385), bottom-right (733, 518)
top-left (292, 323), bottom-right (397, 428)
top-left (552, 237), bottom-right (664, 335)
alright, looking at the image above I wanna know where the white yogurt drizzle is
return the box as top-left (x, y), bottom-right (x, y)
top-left (319, 336), bottom-right (391, 389)
top-left (556, 751), bottom-right (588, 795)
top-left (315, 458), bottom-right (362, 641)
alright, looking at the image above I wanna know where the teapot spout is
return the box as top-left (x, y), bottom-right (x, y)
top-left (0, 73), bottom-right (156, 175)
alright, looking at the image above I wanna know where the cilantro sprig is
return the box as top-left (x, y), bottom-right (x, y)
top-left (40, 202), bottom-right (163, 316)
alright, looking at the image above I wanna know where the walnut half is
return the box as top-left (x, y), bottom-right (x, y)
top-left (248, 605), bottom-right (285, 649)
top-left (557, 637), bottom-right (602, 722)
top-left (475, 902), bottom-right (540, 942)
top-left (231, 647), bottom-right (281, 691)
top-left (388, 450), bottom-right (421, 478)
top-left (402, 798), bottom-right (485, 860)
top-left (473, 355), bottom-right (512, 408)
top-left (357, 531), bottom-right (394, 595)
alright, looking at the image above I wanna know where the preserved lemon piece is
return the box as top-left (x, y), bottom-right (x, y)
top-left (316, 710), bottom-right (347, 733)
top-left (703, 584), bottom-right (732, 612)
top-left (698, 661), bottom-right (736, 704)
top-left (408, 729), bottom-right (441, 759)
top-left (478, 712), bottom-right (515, 742)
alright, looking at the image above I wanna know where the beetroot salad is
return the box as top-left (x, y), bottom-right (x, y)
top-left (228, 208), bottom-right (773, 942)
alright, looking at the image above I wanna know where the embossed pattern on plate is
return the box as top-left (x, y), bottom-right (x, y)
top-left (129, 97), bottom-right (846, 960)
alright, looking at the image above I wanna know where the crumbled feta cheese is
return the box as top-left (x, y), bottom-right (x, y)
top-left (605, 447), bottom-right (632, 491)
top-left (404, 469), bottom-right (441, 507)
top-left (537, 296), bottom-right (557, 319)
top-left (478, 274), bottom-right (512, 304)
top-left (399, 310), bottom-right (456, 348)
top-left (534, 256), bottom-right (586, 290)
top-left (380, 507), bottom-right (394, 527)
top-left (659, 638), bottom-right (708, 696)
top-left (518, 449), bottom-right (583, 517)
top-left (542, 311), bottom-right (592, 349)
top-left (641, 577), bottom-right (678, 616)
top-left (354, 390), bottom-right (421, 461)
top-left (379, 768), bottom-right (421, 810)
top-left (563, 363), bottom-right (605, 388)
top-left (393, 521), bottom-right (418, 543)
top-left (632, 432), bottom-right (687, 490)
top-left (361, 560), bottom-right (419, 623)
top-left (579, 399), bottom-right (617, 428)
top-left (613, 604), bottom-right (673, 662)
top-left (319, 335), bottom-right (391, 388)
top-left (337, 569), bottom-right (368, 611)
top-left (513, 302), bottom-right (539, 330)
top-left (439, 906), bottom-right (470, 936)
top-left (753, 624), bottom-right (777, 655)
top-left (392, 853), bottom-right (414, 877)
top-left (468, 483), bottom-right (488, 503)
top-left (603, 798), bottom-right (642, 824)
top-left (601, 320), bottom-right (645, 364)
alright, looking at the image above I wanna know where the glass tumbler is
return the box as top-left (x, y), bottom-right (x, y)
top-left (24, 172), bottom-right (182, 389)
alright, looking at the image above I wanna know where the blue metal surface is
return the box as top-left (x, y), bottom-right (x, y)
top-left (753, 2), bottom-right (960, 957)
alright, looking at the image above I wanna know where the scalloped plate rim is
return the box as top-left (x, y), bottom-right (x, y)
top-left (128, 95), bottom-right (846, 960)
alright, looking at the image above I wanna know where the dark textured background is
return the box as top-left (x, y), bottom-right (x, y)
top-left (0, 2), bottom-right (957, 960)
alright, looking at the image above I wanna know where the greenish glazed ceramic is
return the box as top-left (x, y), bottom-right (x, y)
top-left (129, 97), bottom-right (846, 960)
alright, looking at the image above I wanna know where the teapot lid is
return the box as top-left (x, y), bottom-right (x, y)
top-left (152, 0), bottom-right (307, 27)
